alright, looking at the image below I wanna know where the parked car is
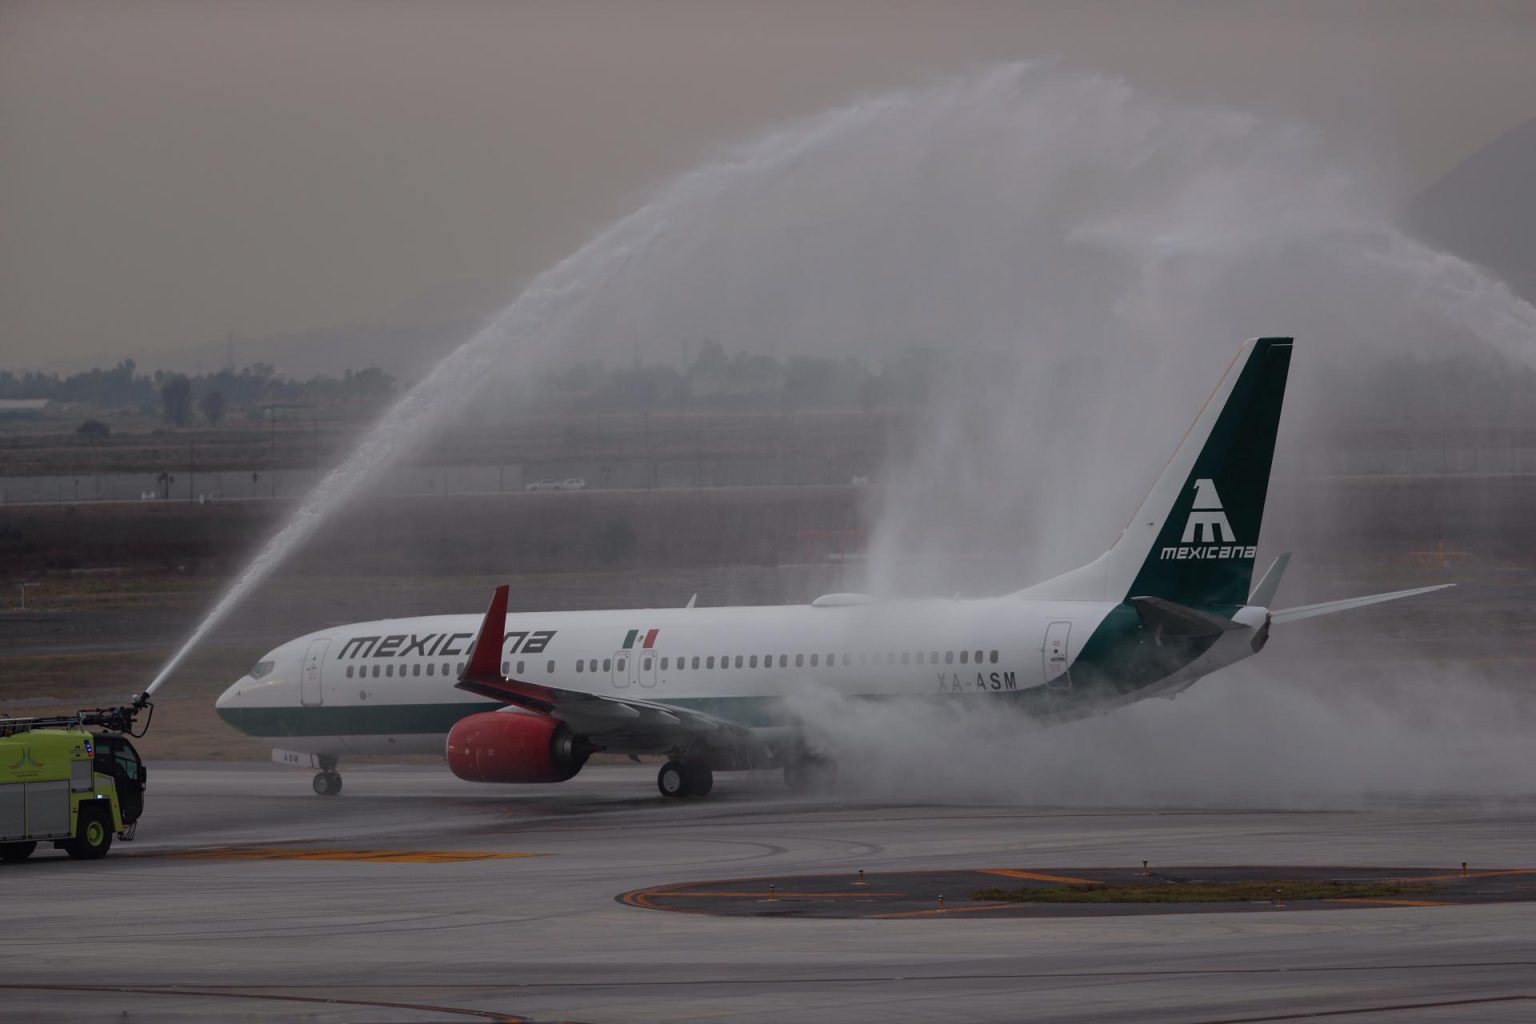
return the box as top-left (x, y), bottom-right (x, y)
top-left (560, 477), bottom-right (587, 491)
top-left (524, 479), bottom-right (563, 492)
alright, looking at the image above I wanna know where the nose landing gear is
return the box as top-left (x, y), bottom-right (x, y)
top-left (312, 754), bottom-right (343, 796)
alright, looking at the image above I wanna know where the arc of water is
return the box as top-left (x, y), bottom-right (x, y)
top-left (141, 80), bottom-right (935, 695)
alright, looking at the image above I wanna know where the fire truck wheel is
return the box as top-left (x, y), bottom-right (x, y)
top-left (64, 805), bottom-right (114, 860)
top-left (0, 841), bottom-right (37, 863)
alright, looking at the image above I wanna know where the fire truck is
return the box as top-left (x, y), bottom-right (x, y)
top-left (1, 701), bottom-right (150, 863)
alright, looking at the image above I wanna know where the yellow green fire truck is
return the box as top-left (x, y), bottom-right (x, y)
top-left (1, 703), bottom-right (149, 863)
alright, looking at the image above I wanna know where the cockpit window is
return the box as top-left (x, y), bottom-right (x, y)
top-left (249, 660), bottom-right (276, 679)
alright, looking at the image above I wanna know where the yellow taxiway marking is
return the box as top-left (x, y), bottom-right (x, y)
top-left (981, 869), bottom-right (1102, 886)
top-left (1326, 898), bottom-right (1457, 907)
top-left (163, 847), bottom-right (542, 864)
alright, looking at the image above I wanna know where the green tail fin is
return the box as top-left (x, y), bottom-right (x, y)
top-left (1014, 338), bottom-right (1292, 608)
top-left (1123, 337), bottom-right (1291, 607)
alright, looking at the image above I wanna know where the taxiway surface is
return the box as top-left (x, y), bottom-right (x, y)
top-left (3, 763), bottom-right (1534, 1023)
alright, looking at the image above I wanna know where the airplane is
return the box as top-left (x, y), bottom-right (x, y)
top-left (216, 337), bottom-right (1451, 799)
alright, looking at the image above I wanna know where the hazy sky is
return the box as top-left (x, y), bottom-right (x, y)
top-left (2, 0), bottom-right (1533, 373)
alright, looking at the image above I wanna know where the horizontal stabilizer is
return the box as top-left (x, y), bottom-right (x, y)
top-left (1270, 583), bottom-right (1454, 624)
top-left (1131, 596), bottom-right (1248, 639)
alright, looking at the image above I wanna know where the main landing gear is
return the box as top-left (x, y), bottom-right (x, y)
top-left (657, 759), bottom-right (713, 799)
top-left (312, 755), bottom-right (343, 797)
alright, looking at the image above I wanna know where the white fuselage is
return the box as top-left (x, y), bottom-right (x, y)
top-left (216, 595), bottom-right (1268, 758)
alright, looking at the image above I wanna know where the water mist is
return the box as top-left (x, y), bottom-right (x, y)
top-left (148, 64), bottom-right (1536, 806)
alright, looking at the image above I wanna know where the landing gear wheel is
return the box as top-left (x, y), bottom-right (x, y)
top-left (658, 761), bottom-right (713, 798)
top-left (64, 806), bottom-right (113, 860)
top-left (0, 841), bottom-right (37, 864)
top-left (312, 771), bottom-right (343, 796)
top-left (658, 760), bottom-right (688, 799)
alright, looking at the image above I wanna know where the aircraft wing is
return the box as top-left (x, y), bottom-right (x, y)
top-left (1269, 583), bottom-right (1454, 624)
top-left (454, 585), bottom-right (756, 743)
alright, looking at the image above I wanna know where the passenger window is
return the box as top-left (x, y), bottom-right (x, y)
top-left (427, 663), bottom-right (435, 677)
top-left (779, 655), bottom-right (788, 668)
top-left (346, 666), bottom-right (354, 678)
top-left (643, 658), bottom-right (652, 671)
top-left (413, 664), bottom-right (421, 677)
top-left (692, 656), bottom-right (701, 669)
top-left (603, 658), bottom-right (612, 672)
top-left (617, 658), bottom-right (626, 673)
top-left (945, 651), bottom-right (954, 665)
top-left (975, 650), bottom-right (984, 664)
top-left (810, 654), bottom-right (819, 667)
top-left (503, 661), bottom-right (511, 674)
top-left (372, 665), bottom-right (381, 678)
top-left (749, 655), bottom-right (758, 668)
top-left (706, 656), bottom-right (715, 669)
top-left (825, 653), bottom-right (834, 666)
top-left (661, 657), bottom-right (669, 670)
top-left (960, 651), bottom-right (969, 664)
top-left (546, 660), bottom-right (555, 674)
top-left (516, 661), bottom-right (525, 675)
top-left (795, 654), bottom-right (804, 668)
top-left (900, 652), bottom-right (909, 665)
top-left (575, 660), bottom-right (584, 673)
top-left (442, 663), bottom-right (450, 676)
top-left (990, 650), bottom-right (999, 664)
top-left (734, 656), bottom-right (743, 668)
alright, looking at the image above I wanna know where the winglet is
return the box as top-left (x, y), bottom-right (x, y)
top-left (1249, 552), bottom-right (1290, 607)
top-left (460, 585), bottom-right (509, 689)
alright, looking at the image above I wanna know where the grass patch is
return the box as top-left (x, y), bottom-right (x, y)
top-left (974, 880), bottom-right (1436, 904)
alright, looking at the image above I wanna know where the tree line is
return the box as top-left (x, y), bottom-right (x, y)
top-left (1, 361), bottom-right (397, 426)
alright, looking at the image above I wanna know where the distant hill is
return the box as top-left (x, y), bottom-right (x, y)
top-left (1406, 116), bottom-right (1536, 303)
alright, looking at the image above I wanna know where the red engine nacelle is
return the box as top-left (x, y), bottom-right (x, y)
top-left (445, 712), bottom-right (590, 784)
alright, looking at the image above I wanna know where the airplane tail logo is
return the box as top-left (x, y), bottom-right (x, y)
top-left (1180, 479), bottom-right (1236, 544)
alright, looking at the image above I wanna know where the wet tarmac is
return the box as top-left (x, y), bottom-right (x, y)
top-left (2, 763), bottom-right (1534, 1022)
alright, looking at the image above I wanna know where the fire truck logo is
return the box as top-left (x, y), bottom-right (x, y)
top-left (8, 747), bottom-right (44, 771)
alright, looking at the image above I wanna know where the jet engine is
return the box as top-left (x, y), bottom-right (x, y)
top-left (445, 711), bottom-right (591, 784)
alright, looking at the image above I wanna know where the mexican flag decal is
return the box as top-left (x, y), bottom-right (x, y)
top-left (622, 628), bottom-right (660, 650)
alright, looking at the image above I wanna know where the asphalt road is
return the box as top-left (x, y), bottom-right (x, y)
top-left (3, 763), bottom-right (1533, 1023)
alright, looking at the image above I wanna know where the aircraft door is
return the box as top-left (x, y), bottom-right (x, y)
top-left (610, 651), bottom-right (632, 689)
top-left (301, 638), bottom-right (330, 706)
top-left (637, 650), bottom-right (659, 688)
top-left (1043, 622), bottom-right (1072, 690)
